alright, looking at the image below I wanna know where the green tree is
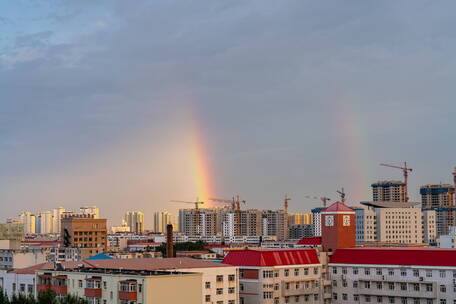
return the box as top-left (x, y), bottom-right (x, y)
top-left (10, 293), bottom-right (35, 304)
top-left (57, 294), bottom-right (88, 304)
top-left (0, 288), bottom-right (9, 304)
top-left (37, 290), bottom-right (56, 304)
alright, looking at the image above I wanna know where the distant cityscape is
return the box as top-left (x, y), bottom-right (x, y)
top-left (1, 167), bottom-right (456, 303)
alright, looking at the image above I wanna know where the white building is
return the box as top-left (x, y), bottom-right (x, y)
top-left (79, 206), bottom-right (100, 219)
top-left (311, 207), bottom-right (325, 237)
top-left (438, 226), bottom-right (456, 248)
top-left (52, 207), bottom-right (65, 234)
top-left (330, 247), bottom-right (456, 303)
top-left (37, 211), bottom-right (53, 234)
top-left (222, 212), bottom-right (235, 237)
top-left (0, 248), bottom-right (46, 270)
top-left (0, 269), bottom-right (35, 298)
top-left (19, 212), bottom-right (35, 235)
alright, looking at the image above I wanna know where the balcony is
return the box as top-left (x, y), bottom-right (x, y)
top-left (51, 285), bottom-right (67, 295)
top-left (282, 286), bottom-right (320, 297)
top-left (118, 291), bottom-right (137, 301)
top-left (37, 284), bottom-right (51, 292)
top-left (85, 288), bottom-right (102, 298)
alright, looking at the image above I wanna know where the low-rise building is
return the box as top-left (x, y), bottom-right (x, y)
top-left (223, 248), bottom-right (328, 304)
top-left (329, 247), bottom-right (456, 303)
top-left (0, 248), bottom-right (46, 270)
top-left (36, 268), bottom-right (202, 303)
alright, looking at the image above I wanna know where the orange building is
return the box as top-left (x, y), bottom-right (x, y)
top-left (321, 201), bottom-right (356, 252)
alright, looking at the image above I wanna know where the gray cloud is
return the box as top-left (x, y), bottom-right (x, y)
top-left (1, 0), bottom-right (456, 225)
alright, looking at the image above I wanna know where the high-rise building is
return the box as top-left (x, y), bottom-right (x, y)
top-left (79, 206), bottom-right (100, 219)
top-left (52, 207), bottom-right (65, 234)
top-left (61, 217), bottom-right (107, 259)
top-left (421, 184), bottom-right (456, 236)
top-left (37, 211), bottom-right (53, 234)
top-left (371, 180), bottom-right (406, 202)
top-left (153, 211), bottom-right (173, 233)
top-left (311, 207), bottom-right (325, 237)
top-left (124, 211), bottom-right (144, 234)
top-left (179, 209), bottom-right (219, 237)
top-left (19, 212), bottom-right (35, 234)
top-left (239, 209), bottom-right (263, 236)
top-left (288, 213), bottom-right (313, 225)
top-left (261, 210), bottom-right (288, 240)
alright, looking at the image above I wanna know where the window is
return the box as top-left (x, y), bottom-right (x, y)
top-left (426, 300), bottom-right (433, 304)
top-left (426, 270), bottom-right (432, 277)
top-left (216, 288), bottom-right (223, 295)
top-left (388, 269), bottom-right (395, 276)
top-left (377, 296), bottom-right (383, 303)
top-left (295, 296), bottom-right (299, 303)
top-left (228, 274), bottom-right (235, 281)
top-left (314, 268), bottom-right (319, 275)
top-left (205, 295), bottom-right (211, 302)
top-left (365, 268), bottom-right (371, 275)
top-left (353, 281), bottom-right (358, 288)
top-left (294, 268), bottom-right (299, 276)
top-left (342, 280), bottom-right (347, 287)
top-left (304, 268), bottom-right (309, 275)
top-left (240, 283), bottom-right (244, 291)
top-left (263, 271), bottom-right (273, 278)
top-left (332, 280), bottom-right (337, 287)
top-left (414, 299), bottom-right (420, 304)
top-left (240, 297), bottom-right (245, 304)
top-left (389, 297), bottom-right (395, 304)
top-left (413, 283), bottom-right (419, 291)
top-left (388, 282), bottom-right (394, 290)
top-left (440, 270), bottom-right (446, 278)
top-left (400, 269), bottom-right (407, 276)
top-left (263, 292), bottom-right (273, 299)
top-left (205, 282), bottom-right (211, 289)
top-left (103, 281), bottom-right (107, 289)
top-left (354, 295), bottom-right (359, 301)
top-left (376, 282), bottom-right (382, 289)
top-left (400, 283), bottom-right (407, 291)
top-left (285, 296), bottom-right (290, 303)
top-left (426, 284), bottom-right (433, 292)
top-left (216, 275), bottom-right (224, 282)
top-left (333, 267), bottom-right (337, 274)
top-left (27, 285), bottom-right (33, 294)
top-left (295, 282), bottom-right (300, 289)
top-left (401, 299), bottom-right (407, 304)
top-left (413, 269), bottom-right (419, 277)
top-left (366, 295), bottom-right (371, 303)
top-left (440, 285), bottom-right (446, 292)
top-left (353, 267), bottom-right (358, 275)
top-left (274, 284), bottom-right (279, 291)
top-left (229, 301), bottom-right (235, 304)
top-left (285, 282), bottom-right (290, 290)
top-left (440, 300), bottom-right (446, 304)
top-left (376, 268), bottom-right (382, 275)
top-left (78, 280), bottom-right (83, 288)
top-left (365, 282), bottom-right (370, 289)
top-left (274, 298), bottom-right (279, 304)
top-left (342, 267), bottom-right (347, 274)
top-left (228, 287), bottom-right (235, 294)
top-left (284, 269), bottom-right (289, 277)
top-left (333, 293), bottom-right (338, 300)
top-left (342, 294), bottom-right (348, 300)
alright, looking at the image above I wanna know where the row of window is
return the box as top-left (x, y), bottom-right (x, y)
top-left (261, 267), bottom-right (319, 278)
top-left (334, 294), bottom-right (455, 304)
top-left (333, 266), bottom-right (456, 278)
top-left (334, 280), bottom-right (435, 292)
top-left (205, 295), bottom-right (236, 303)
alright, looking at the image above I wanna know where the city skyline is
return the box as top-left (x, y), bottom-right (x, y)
top-left (1, 1), bottom-right (456, 225)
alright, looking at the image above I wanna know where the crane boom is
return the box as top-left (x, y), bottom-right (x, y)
top-left (379, 162), bottom-right (412, 202)
top-left (209, 196), bottom-right (245, 236)
top-left (303, 195), bottom-right (331, 207)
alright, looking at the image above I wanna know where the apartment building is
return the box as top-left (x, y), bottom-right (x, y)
top-left (61, 217), bottom-right (107, 259)
top-left (0, 248), bottom-right (46, 270)
top-left (153, 211), bottom-right (173, 233)
top-left (54, 257), bottom-right (238, 304)
top-left (355, 202), bottom-right (436, 245)
top-left (311, 207), bottom-right (325, 237)
top-left (36, 268), bottom-right (202, 303)
top-left (288, 213), bottom-right (313, 226)
top-left (223, 248), bottom-right (329, 304)
top-left (289, 225), bottom-right (313, 239)
top-left (262, 210), bottom-right (288, 241)
top-left (372, 181), bottom-right (406, 202)
top-left (179, 208), bottom-right (219, 237)
top-left (421, 184), bottom-right (456, 236)
top-left (239, 209), bottom-right (263, 236)
top-left (330, 247), bottom-right (456, 304)
top-left (124, 211), bottom-right (145, 234)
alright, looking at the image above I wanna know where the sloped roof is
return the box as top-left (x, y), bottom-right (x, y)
top-left (85, 253), bottom-right (113, 260)
top-left (322, 201), bottom-right (354, 213)
top-left (297, 237), bottom-right (322, 245)
top-left (330, 248), bottom-right (456, 267)
top-left (222, 249), bottom-right (320, 267)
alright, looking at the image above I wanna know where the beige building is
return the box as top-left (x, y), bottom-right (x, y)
top-left (36, 257), bottom-right (237, 304)
top-left (124, 211), bottom-right (144, 234)
top-left (421, 184), bottom-right (456, 236)
top-left (355, 202), bottom-right (436, 244)
top-left (153, 211), bottom-right (173, 233)
top-left (36, 268), bottom-right (202, 304)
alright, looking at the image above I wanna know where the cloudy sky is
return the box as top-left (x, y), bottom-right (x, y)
top-left (1, 0), bottom-right (455, 227)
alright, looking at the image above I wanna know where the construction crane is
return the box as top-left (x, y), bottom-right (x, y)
top-left (209, 195), bottom-right (245, 235)
top-left (336, 188), bottom-right (346, 203)
top-left (380, 162), bottom-right (413, 202)
top-left (303, 195), bottom-right (331, 208)
top-left (170, 199), bottom-right (204, 235)
top-left (284, 195), bottom-right (292, 213)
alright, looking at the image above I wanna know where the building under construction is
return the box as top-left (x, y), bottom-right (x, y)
top-left (421, 183), bottom-right (456, 236)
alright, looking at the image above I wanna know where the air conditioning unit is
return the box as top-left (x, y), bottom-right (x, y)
top-left (419, 277), bottom-right (424, 282)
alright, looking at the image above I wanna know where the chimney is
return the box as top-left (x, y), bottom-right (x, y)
top-left (166, 224), bottom-right (174, 258)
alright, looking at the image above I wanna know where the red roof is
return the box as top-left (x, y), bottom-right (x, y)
top-left (222, 249), bottom-right (320, 267)
top-left (322, 201), bottom-right (354, 212)
top-left (297, 237), bottom-right (322, 245)
top-left (331, 248), bottom-right (456, 267)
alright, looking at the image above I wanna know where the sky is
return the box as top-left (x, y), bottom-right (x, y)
top-left (1, 0), bottom-right (455, 228)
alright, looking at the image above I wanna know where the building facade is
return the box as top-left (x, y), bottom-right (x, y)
top-left (421, 184), bottom-right (456, 236)
top-left (372, 181), bottom-right (406, 202)
top-left (153, 211), bottom-right (173, 233)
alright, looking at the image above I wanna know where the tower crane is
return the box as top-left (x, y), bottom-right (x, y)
top-left (380, 162), bottom-right (413, 202)
top-left (284, 195), bottom-right (292, 213)
top-left (170, 199), bottom-right (204, 235)
top-left (336, 188), bottom-right (346, 203)
top-left (303, 195), bottom-right (331, 207)
top-left (209, 195), bottom-right (245, 235)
